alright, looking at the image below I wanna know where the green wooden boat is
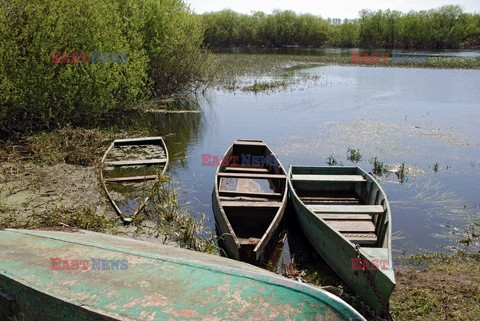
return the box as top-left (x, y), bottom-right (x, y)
top-left (101, 137), bottom-right (169, 223)
top-left (288, 166), bottom-right (396, 316)
top-left (212, 139), bottom-right (288, 265)
top-left (0, 229), bottom-right (365, 321)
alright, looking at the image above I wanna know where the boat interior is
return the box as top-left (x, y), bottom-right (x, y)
top-left (217, 140), bottom-right (287, 243)
top-left (291, 169), bottom-right (388, 247)
top-left (102, 138), bottom-right (168, 219)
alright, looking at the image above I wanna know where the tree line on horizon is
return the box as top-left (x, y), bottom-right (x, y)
top-left (201, 5), bottom-right (480, 49)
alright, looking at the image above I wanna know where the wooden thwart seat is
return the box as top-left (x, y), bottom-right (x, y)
top-left (317, 214), bottom-right (373, 220)
top-left (218, 172), bottom-right (286, 179)
top-left (307, 204), bottom-right (384, 214)
top-left (326, 220), bottom-right (376, 233)
top-left (104, 175), bottom-right (158, 183)
top-left (300, 196), bottom-right (359, 202)
top-left (219, 190), bottom-right (282, 199)
top-left (104, 158), bottom-right (167, 167)
top-left (342, 233), bottom-right (378, 246)
top-left (225, 166), bottom-right (269, 173)
top-left (234, 141), bottom-right (266, 146)
top-left (291, 174), bottom-right (366, 182)
top-left (222, 201), bottom-right (283, 208)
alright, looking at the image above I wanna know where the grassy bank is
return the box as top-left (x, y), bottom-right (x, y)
top-left (391, 252), bottom-right (480, 321)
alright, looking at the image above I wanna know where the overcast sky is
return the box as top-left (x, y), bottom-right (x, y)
top-left (184, 0), bottom-right (479, 19)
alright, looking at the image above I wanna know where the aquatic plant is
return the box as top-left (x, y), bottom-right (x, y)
top-left (144, 176), bottom-right (217, 254)
top-left (243, 80), bottom-right (289, 93)
top-left (347, 148), bottom-right (362, 163)
top-left (397, 163), bottom-right (407, 183)
top-left (327, 154), bottom-right (338, 165)
top-left (370, 157), bottom-right (385, 175)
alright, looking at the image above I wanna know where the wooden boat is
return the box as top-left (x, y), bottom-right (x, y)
top-left (212, 139), bottom-right (288, 265)
top-left (101, 137), bottom-right (168, 223)
top-left (288, 166), bottom-right (396, 316)
top-left (0, 229), bottom-right (366, 321)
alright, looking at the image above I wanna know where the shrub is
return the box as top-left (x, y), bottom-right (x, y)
top-left (0, 0), bottom-right (213, 137)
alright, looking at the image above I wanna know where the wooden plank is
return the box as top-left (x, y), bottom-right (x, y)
top-left (317, 214), bottom-right (373, 220)
top-left (300, 196), bottom-right (359, 202)
top-left (225, 166), bottom-right (269, 173)
top-left (342, 233), bottom-right (378, 245)
top-left (307, 205), bottom-right (384, 214)
top-left (104, 158), bottom-right (167, 167)
top-left (104, 175), bottom-right (158, 183)
top-left (238, 237), bottom-right (261, 245)
top-left (326, 220), bottom-right (376, 233)
top-left (218, 172), bottom-right (286, 179)
top-left (220, 196), bottom-right (271, 202)
top-left (234, 141), bottom-right (266, 146)
top-left (219, 190), bottom-right (282, 199)
top-left (302, 200), bottom-right (360, 205)
top-left (291, 174), bottom-right (366, 182)
top-left (291, 166), bottom-right (359, 176)
top-left (113, 137), bottom-right (164, 145)
top-left (221, 201), bottom-right (283, 208)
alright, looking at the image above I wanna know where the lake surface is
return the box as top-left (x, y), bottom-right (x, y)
top-left (137, 64), bottom-right (480, 255)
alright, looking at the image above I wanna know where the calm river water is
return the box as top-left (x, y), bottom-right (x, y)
top-left (138, 64), bottom-right (480, 255)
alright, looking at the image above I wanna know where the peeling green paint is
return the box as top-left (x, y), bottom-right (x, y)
top-left (0, 229), bottom-right (365, 320)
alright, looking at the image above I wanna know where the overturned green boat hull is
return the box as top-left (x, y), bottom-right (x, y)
top-left (0, 229), bottom-right (365, 320)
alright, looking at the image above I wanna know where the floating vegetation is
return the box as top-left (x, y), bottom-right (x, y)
top-left (327, 154), bottom-right (338, 165)
top-left (243, 80), bottom-right (288, 93)
top-left (370, 157), bottom-right (385, 175)
top-left (347, 148), bottom-right (362, 163)
top-left (459, 223), bottom-right (480, 248)
top-left (397, 163), bottom-right (407, 183)
top-left (213, 54), bottom-right (325, 92)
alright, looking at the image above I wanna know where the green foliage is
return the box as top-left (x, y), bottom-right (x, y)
top-left (370, 157), bottom-right (385, 174)
top-left (0, 0), bottom-right (212, 137)
top-left (0, 0), bottom-right (147, 136)
top-left (202, 5), bottom-right (480, 49)
top-left (347, 148), bottom-right (362, 162)
top-left (202, 9), bottom-right (330, 47)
